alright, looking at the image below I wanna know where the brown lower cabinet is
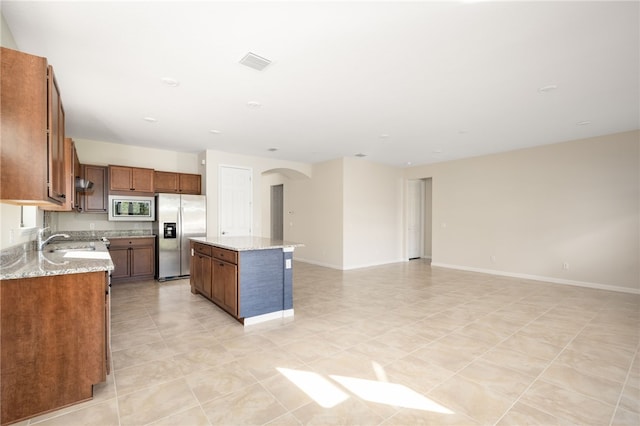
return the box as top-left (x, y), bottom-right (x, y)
top-left (108, 237), bottom-right (155, 282)
top-left (212, 258), bottom-right (238, 316)
top-left (0, 271), bottom-right (109, 425)
top-left (190, 242), bottom-right (238, 317)
top-left (191, 245), bottom-right (212, 298)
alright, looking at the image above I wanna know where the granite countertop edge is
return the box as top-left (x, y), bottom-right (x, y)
top-left (107, 235), bottom-right (157, 239)
top-left (65, 230), bottom-right (156, 240)
top-left (190, 236), bottom-right (303, 252)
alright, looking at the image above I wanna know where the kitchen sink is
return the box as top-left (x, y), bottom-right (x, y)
top-left (45, 244), bottom-right (111, 260)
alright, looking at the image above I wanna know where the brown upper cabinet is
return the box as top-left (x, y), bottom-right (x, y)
top-left (154, 171), bottom-right (201, 195)
top-left (108, 165), bottom-right (154, 195)
top-left (78, 165), bottom-right (108, 213)
top-left (1, 47), bottom-right (66, 205)
top-left (42, 138), bottom-right (76, 212)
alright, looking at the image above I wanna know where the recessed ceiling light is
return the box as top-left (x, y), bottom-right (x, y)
top-left (538, 84), bottom-right (558, 93)
top-left (379, 134), bottom-right (390, 139)
top-left (406, 161), bottom-right (412, 166)
top-left (143, 117), bottom-right (157, 123)
top-left (239, 52), bottom-right (272, 71)
top-left (355, 153), bottom-right (367, 158)
top-left (209, 129), bottom-right (221, 134)
top-left (161, 77), bottom-right (180, 87)
top-left (432, 149), bottom-right (443, 154)
top-left (247, 101), bottom-right (262, 108)
top-left (577, 120), bottom-right (592, 126)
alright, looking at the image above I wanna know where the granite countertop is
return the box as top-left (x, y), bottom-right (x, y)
top-left (190, 236), bottom-right (303, 252)
top-left (0, 240), bottom-right (113, 280)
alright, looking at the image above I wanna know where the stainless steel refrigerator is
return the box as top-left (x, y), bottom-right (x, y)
top-left (154, 194), bottom-right (206, 280)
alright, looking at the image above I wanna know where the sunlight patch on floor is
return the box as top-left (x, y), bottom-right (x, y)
top-left (277, 367), bottom-right (349, 408)
top-left (330, 374), bottom-right (454, 413)
top-left (277, 364), bottom-right (454, 414)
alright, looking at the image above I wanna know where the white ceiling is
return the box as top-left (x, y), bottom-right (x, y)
top-left (2, 1), bottom-right (638, 167)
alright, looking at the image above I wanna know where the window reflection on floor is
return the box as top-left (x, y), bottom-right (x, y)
top-left (278, 361), bottom-right (454, 414)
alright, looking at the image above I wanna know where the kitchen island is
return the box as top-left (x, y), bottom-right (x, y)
top-left (189, 236), bottom-right (302, 325)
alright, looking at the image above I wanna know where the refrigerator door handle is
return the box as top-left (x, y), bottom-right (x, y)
top-left (178, 207), bottom-right (183, 243)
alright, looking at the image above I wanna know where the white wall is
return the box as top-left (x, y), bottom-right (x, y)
top-left (1, 11), bottom-right (16, 48)
top-left (288, 159), bottom-right (344, 268)
top-left (203, 149), bottom-right (311, 238)
top-left (74, 138), bottom-right (200, 173)
top-left (286, 157), bottom-right (405, 270)
top-left (342, 157), bottom-right (404, 269)
top-left (405, 130), bottom-right (640, 293)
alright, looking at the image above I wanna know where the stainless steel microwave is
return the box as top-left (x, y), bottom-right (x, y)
top-left (108, 196), bottom-right (155, 221)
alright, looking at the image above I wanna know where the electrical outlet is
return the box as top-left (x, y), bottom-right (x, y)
top-left (490, 255), bottom-right (496, 263)
top-left (89, 223), bottom-right (95, 230)
top-left (562, 262), bottom-right (569, 270)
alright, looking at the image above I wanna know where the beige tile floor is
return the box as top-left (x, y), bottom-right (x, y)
top-left (23, 260), bottom-right (640, 425)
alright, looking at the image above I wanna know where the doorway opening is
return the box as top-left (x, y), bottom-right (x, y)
top-left (407, 178), bottom-right (432, 261)
top-left (271, 184), bottom-right (284, 240)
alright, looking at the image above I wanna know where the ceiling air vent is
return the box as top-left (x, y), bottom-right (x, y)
top-left (239, 52), bottom-right (271, 71)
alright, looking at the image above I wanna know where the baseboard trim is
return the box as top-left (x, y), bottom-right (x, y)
top-left (296, 257), bottom-right (408, 271)
top-left (294, 257), bottom-right (343, 270)
top-left (431, 262), bottom-right (640, 295)
top-left (243, 309), bottom-right (295, 326)
top-left (342, 258), bottom-right (408, 271)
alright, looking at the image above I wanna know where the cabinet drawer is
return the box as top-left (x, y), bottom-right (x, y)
top-left (212, 247), bottom-right (237, 264)
top-left (109, 237), bottom-right (155, 248)
top-left (194, 243), bottom-right (212, 257)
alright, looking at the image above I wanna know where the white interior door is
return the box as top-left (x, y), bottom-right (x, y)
top-left (408, 179), bottom-right (425, 259)
top-left (219, 165), bottom-right (253, 236)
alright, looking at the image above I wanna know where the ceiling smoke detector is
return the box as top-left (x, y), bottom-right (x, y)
top-left (239, 52), bottom-right (272, 71)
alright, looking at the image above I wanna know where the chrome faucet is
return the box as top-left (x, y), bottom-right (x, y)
top-left (37, 227), bottom-right (71, 251)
